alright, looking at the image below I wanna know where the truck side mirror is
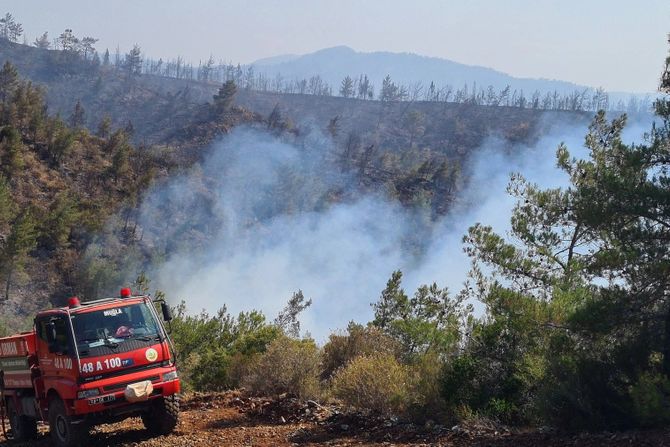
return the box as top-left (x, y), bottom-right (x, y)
top-left (160, 302), bottom-right (173, 322)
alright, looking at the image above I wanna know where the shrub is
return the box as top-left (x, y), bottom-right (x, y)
top-left (169, 303), bottom-right (281, 390)
top-left (485, 398), bottom-right (517, 423)
top-left (188, 347), bottom-right (232, 391)
top-left (630, 371), bottom-right (670, 427)
top-left (321, 322), bottom-right (398, 380)
top-left (534, 346), bottom-right (632, 430)
top-left (331, 353), bottom-right (412, 417)
top-left (408, 351), bottom-right (447, 420)
top-left (243, 335), bottom-right (321, 399)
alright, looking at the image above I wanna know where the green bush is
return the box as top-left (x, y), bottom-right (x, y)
top-left (243, 335), bottom-right (321, 399)
top-left (630, 371), bottom-right (670, 427)
top-left (169, 303), bottom-right (281, 390)
top-left (321, 322), bottom-right (398, 380)
top-left (187, 347), bottom-right (232, 391)
top-left (407, 351), bottom-right (448, 421)
top-left (533, 342), bottom-right (632, 430)
top-left (485, 398), bottom-right (518, 423)
top-left (331, 353), bottom-right (412, 417)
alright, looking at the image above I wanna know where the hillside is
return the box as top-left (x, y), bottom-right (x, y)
top-left (0, 59), bottom-right (254, 332)
top-left (0, 37), bottom-right (594, 322)
top-left (0, 38), bottom-right (595, 219)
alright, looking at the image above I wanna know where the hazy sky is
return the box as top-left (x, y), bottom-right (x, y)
top-left (5, 0), bottom-right (669, 92)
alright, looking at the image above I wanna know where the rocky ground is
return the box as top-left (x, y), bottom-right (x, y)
top-left (1, 392), bottom-right (669, 446)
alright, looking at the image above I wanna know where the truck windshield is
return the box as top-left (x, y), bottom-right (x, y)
top-left (70, 302), bottom-right (161, 357)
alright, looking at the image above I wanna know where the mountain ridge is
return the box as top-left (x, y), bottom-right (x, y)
top-left (250, 46), bottom-right (653, 99)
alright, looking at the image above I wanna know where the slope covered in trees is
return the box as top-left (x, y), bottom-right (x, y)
top-left (0, 29), bottom-right (594, 220)
top-left (0, 60), bottom-right (168, 329)
top-left (0, 58), bottom-right (267, 333)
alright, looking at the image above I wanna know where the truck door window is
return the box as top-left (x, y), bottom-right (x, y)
top-left (37, 316), bottom-right (72, 355)
top-left (52, 317), bottom-right (71, 354)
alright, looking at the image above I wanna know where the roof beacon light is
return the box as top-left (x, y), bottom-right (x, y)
top-left (68, 296), bottom-right (81, 308)
top-left (120, 288), bottom-right (132, 298)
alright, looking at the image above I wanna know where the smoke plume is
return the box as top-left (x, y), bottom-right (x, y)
top-left (134, 115), bottom-right (650, 340)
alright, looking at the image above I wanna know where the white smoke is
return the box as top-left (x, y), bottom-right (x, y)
top-left (136, 113), bottom-right (651, 341)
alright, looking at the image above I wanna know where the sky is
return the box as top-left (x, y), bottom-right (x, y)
top-left (5, 1), bottom-right (668, 91)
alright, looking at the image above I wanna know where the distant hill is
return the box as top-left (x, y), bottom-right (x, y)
top-left (251, 46), bottom-right (594, 95)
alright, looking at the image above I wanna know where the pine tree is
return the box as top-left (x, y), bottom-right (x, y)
top-left (0, 61), bottom-right (18, 103)
top-left (124, 44), bottom-right (142, 76)
top-left (46, 118), bottom-right (75, 167)
top-left (212, 80), bottom-right (237, 114)
top-left (274, 290), bottom-right (312, 337)
top-left (0, 126), bottom-right (24, 177)
top-left (358, 75), bottom-right (371, 100)
top-left (110, 143), bottom-right (131, 181)
top-left (339, 76), bottom-right (354, 98)
top-left (1, 210), bottom-right (37, 301)
top-left (0, 176), bottom-right (14, 229)
top-left (57, 29), bottom-right (79, 52)
top-left (462, 37), bottom-right (670, 426)
top-left (380, 75), bottom-right (399, 101)
top-left (69, 100), bottom-right (86, 129)
top-left (0, 13), bottom-right (21, 42)
top-left (97, 115), bottom-right (112, 139)
top-left (372, 271), bottom-right (408, 330)
top-left (80, 36), bottom-right (98, 59)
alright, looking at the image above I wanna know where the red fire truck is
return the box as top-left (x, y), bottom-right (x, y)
top-left (0, 288), bottom-right (180, 447)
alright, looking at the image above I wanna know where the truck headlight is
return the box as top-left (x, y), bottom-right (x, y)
top-left (77, 389), bottom-right (100, 399)
top-left (162, 370), bottom-right (178, 382)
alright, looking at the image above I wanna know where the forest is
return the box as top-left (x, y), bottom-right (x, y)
top-left (0, 11), bottom-right (669, 433)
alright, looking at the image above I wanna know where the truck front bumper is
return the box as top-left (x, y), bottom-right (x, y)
top-left (73, 366), bottom-right (180, 415)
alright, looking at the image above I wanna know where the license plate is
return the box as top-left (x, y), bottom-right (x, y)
top-left (88, 394), bottom-right (116, 405)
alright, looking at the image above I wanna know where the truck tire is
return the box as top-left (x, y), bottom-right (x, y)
top-left (48, 397), bottom-right (89, 447)
top-left (6, 399), bottom-right (38, 441)
top-left (141, 394), bottom-right (179, 436)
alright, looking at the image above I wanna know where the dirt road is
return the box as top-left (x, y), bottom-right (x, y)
top-left (1, 393), bottom-right (669, 446)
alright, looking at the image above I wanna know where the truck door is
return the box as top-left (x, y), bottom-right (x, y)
top-left (35, 315), bottom-right (77, 386)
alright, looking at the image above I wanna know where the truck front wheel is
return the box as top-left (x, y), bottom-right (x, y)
top-left (141, 394), bottom-right (179, 435)
top-left (48, 397), bottom-right (89, 447)
top-left (6, 398), bottom-right (38, 441)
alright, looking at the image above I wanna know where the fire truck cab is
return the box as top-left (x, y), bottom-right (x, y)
top-left (0, 289), bottom-right (180, 447)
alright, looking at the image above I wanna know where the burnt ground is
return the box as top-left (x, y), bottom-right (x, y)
top-left (1, 392), bottom-right (669, 446)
